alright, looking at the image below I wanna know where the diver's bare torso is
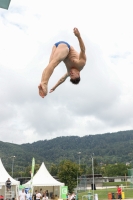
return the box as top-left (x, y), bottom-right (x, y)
top-left (63, 46), bottom-right (84, 74)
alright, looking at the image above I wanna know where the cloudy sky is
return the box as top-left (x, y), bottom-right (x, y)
top-left (0, 0), bottom-right (133, 144)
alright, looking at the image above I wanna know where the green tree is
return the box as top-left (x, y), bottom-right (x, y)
top-left (24, 164), bottom-right (40, 177)
top-left (80, 164), bottom-right (87, 174)
top-left (86, 159), bottom-right (101, 175)
top-left (50, 164), bottom-right (58, 176)
top-left (104, 163), bottom-right (128, 176)
top-left (58, 160), bottom-right (80, 193)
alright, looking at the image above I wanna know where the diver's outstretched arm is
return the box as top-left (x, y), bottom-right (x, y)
top-left (49, 73), bottom-right (68, 93)
top-left (73, 27), bottom-right (87, 66)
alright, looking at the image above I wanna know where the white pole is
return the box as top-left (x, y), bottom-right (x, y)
top-left (77, 152), bottom-right (81, 192)
top-left (78, 152), bottom-right (81, 190)
top-left (11, 156), bottom-right (15, 177)
top-left (78, 152), bottom-right (81, 170)
top-left (77, 173), bottom-right (78, 194)
top-left (92, 154), bottom-right (94, 200)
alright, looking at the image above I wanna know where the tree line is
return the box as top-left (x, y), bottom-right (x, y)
top-left (1, 129), bottom-right (133, 177)
top-left (7, 160), bottom-right (132, 193)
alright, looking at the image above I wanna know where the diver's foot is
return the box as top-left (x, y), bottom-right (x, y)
top-left (38, 83), bottom-right (47, 98)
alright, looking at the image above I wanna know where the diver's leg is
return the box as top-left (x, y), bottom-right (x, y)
top-left (38, 44), bottom-right (69, 98)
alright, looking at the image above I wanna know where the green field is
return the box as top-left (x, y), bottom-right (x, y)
top-left (103, 181), bottom-right (130, 187)
top-left (77, 187), bottom-right (133, 200)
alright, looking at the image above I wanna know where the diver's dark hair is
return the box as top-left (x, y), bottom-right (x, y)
top-left (70, 77), bottom-right (80, 84)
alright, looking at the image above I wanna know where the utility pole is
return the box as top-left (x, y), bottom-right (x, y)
top-left (11, 156), bottom-right (16, 177)
top-left (77, 152), bottom-right (81, 192)
top-left (91, 153), bottom-right (94, 200)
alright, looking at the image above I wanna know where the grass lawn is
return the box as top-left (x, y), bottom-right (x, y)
top-left (77, 188), bottom-right (133, 200)
top-left (103, 181), bottom-right (130, 187)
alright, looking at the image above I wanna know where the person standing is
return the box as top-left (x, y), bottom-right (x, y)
top-left (117, 185), bottom-right (122, 200)
top-left (19, 189), bottom-right (26, 200)
top-left (42, 193), bottom-right (48, 200)
top-left (45, 190), bottom-right (49, 198)
top-left (33, 190), bottom-right (37, 200)
top-left (5, 178), bottom-right (11, 191)
top-left (36, 190), bottom-right (42, 200)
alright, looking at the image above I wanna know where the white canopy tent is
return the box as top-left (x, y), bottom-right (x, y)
top-left (23, 162), bottom-right (64, 198)
top-left (0, 158), bottom-right (20, 199)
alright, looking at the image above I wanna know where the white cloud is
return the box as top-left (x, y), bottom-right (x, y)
top-left (0, 0), bottom-right (133, 144)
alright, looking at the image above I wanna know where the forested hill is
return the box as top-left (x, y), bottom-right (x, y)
top-left (1, 130), bottom-right (133, 171)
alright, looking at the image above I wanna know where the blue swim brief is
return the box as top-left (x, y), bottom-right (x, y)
top-left (54, 41), bottom-right (70, 49)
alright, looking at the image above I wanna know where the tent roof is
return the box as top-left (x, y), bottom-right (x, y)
top-left (24, 162), bottom-right (64, 186)
top-left (0, 158), bottom-right (19, 185)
